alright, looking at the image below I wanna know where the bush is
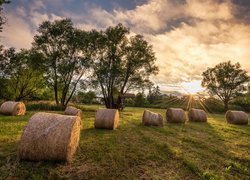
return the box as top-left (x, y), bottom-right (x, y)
top-left (26, 101), bottom-right (64, 111)
top-left (231, 96), bottom-right (250, 112)
top-left (203, 98), bottom-right (225, 113)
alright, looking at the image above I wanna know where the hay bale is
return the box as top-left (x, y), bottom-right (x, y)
top-left (225, 111), bottom-right (248, 125)
top-left (94, 109), bottom-right (119, 130)
top-left (18, 112), bottom-right (81, 162)
top-left (166, 108), bottom-right (186, 123)
top-left (188, 108), bottom-right (207, 122)
top-left (64, 106), bottom-right (82, 118)
top-left (0, 101), bottom-right (26, 116)
top-left (142, 110), bottom-right (163, 127)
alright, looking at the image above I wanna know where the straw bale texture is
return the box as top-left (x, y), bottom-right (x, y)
top-left (94, 109), bottom-right (119, 129)
top-left (166, 108), bottom-right (186, 123)
top-left (64, 106), bottom-right (82, 118)
top-left (0, 101), bottom-right (26, 116)
top-left (18, 112), bottom-right (81, 162)
top-left (225, 111), bottom-right (248, 125)
top-left (188, 108), bottom-right (207, 122)
top-left (142, 110), bottom-right (163, 126)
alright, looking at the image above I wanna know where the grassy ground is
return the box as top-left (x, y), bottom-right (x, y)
top-left (0, 105), bottom-right (249, 179)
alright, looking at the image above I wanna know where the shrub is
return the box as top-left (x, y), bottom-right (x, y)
top-left (26, 101), bottom-right (64, 111)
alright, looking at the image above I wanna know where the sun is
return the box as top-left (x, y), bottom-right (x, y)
top-left (181, 80), bottom-right (205, 94)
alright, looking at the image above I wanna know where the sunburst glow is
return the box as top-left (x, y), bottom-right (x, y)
top-left (181, 80), bottom-right (205, 94)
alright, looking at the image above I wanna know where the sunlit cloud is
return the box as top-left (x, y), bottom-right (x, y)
top-left (1, 12), bottom-right (33, 49)
top-left (1, 0), bottom-right (250, 93)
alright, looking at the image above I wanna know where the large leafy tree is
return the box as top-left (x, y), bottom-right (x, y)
top-left (0, 48), bottom-right (45, 100)
top-left (89, 24), bottom-right (158, 109)
top-left (202, 61), bottom-right (249, 111)
top-left (33, 19), bottom-right (91, 106)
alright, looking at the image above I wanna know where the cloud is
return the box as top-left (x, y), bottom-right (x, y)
top-left (1, 0), bottom-right (250, 92)
top-left (185, 0), bottom-right (233, 20)
top-left (113, 0), bottom-right (185, 33)
top-left (1, 0), bottom-right (63, 49)
top-left (69, 0), bottom-right (250, 87)
top-left (61, 0), bottom-right (186, 33)
top-left (1, 12), bottom-right (34, 49)
top-left (149, 21), bottom-right (250, 86)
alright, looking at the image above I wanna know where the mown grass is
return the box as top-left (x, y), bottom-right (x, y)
top-left (0, 105), bottom-right (249, 179)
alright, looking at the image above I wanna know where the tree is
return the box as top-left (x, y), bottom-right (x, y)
top-left (202, 61), bottom-right (249, 111)
top-left (0, 0), bottom-right (10, 32)
top-left (0, 48), bottom-right (45, 100)
top-left (33, 19), bottom-right (91, 106)
top-left (134, 92), bottom-right (148, 107)
top-left (77, 91), bottom-right (96, 104)
top-left (147, 85), bottom-right (162, 104)
top-left (89, 24), bottom-right (158, 109)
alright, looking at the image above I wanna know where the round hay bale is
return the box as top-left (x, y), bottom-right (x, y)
top-left (225, 111), bottom-right (248, 125)
top-left (142, 110), bottom-right (163, 127)
top-left (188, 108), bottom-right (207, 122)
top-left (166, 108), bottom-right (186, 123)
top-left (0, 101), bottom-right (26, 116)
top-left (18, 112), bottom-right (81, 162)
top-left (94, 109), bottom-right (119, 130)
top-left (64, 106), bottom-right (82, 118)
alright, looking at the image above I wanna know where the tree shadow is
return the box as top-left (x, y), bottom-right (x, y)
top-left (139, 113), bottom-right (250, 178)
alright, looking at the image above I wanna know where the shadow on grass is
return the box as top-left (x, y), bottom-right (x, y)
top-left (137, 114), bottom-right (249, 179)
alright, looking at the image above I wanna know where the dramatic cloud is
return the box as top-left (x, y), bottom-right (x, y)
top-left (1, 12), bottom-right (33, 49)
top-left (1, 0), bottom-right (62, 49)
top-left (185, 0), bottom-right (233, 20)
top-left (1, 0), bottom-right (250, 92)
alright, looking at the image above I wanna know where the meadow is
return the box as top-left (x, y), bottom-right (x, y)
top-left (0, 105), bottom-right (249, 179)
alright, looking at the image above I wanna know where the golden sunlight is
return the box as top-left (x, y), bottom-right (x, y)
top-left (181, 80), bottom-right (205, 94)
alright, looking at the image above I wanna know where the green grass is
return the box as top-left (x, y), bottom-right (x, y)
top-left (0, 105), bottom-right (249, 179)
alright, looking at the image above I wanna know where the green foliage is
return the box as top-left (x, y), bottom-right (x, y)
top-left (147, 85), bottom-right (162, 104)
top-left (33, 19), bottom-right (91, 106)
top-left (123, 98), bottom-right (135, 107)
top-left (89, 24), bottom-right (158, 109)
top-left (202, 61), bottom-right (249, 111)
top-left (202, 97), bottom-right (225, 112)
top-left (231, 91), bottom-right (250, 111)
top-left (26, 101), bottom-right (64, 111)
top-left (0, 48), bottom-right (45, 100)
top-left (74, 91), bottom-right (97, 104)
top-left (123, 94), bottom-right (244, 112)
top-left (134, 92), bottom-right (149, 107)
top-left (33, 88), bottom-right (54, 101)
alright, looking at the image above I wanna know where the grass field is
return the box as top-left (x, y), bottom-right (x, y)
top-left (0, 105), bottom-right (249, 179)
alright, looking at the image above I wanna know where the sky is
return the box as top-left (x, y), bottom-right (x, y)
top-left (1, 0), bottom-right (250, 94)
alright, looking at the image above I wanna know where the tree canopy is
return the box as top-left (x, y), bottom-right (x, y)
top-left (88, 24), bottom-right (158, 109)
top-left (0, 20), bottom-right (158, 109)
top-left (33, 19), bottom-right (91, 106)
top-left (0, 48), bottom-right (45, 100)
top-left (202, 61), bottom-right (249, 111)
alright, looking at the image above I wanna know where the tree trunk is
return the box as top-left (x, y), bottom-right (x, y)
top-left (15, 97), bottom-right (21, 101)
top-left (54, 82), bottom-right (59, 105)
top-left (104, 95), bottom-right (124, 110)
top-left (116, 95), bottom-right (124, 111)
top-left (104, 96), bottom-right (117, 109)
top-left (224, 101), bottom-right (229, 112)
top-left (105, 97), bottom-right (112, 109)
top-left (60, 89), bottom-right (67, 107)
top-left (103, 98), bottom-right (109, 108)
